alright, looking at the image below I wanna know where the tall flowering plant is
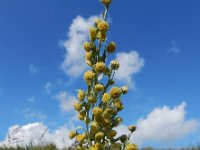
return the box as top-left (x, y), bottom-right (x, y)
top-left (69, 0), bottom-right (138, 150)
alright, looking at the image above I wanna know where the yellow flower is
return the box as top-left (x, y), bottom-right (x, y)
top-left (107, 42), bottom-right (116, 53)
top-left (107, 130), bottom-right (117, 139)
top-left (121, 86), bottom-right (129, 94)
top-left (95, 61), bottom-right (106, 73)
top-left (92, 107), bottom-right (103, 116)
top-left (94, 84), bottom-right (104, 92)
top-left (83, 70), bottom-right (95, 85)
top-left (78, 112), bottom-right (85, 120)
top-left (110, 143), bottom-right (121, 150)
top-left (98, 21), bottom-right (109, 32)
top-left (88, 95), bottom-right (97, 104)
top-left (73, 102), bottom-right (82, 111)
top-left (102, 93), bottom-right (111, 103)
top-left (104, 108), bottom-right (114, 119)
top-left (89, 27), bottom-right (97, 41)
top-left (77, 90), bottom-right (86, 101)
top-left (84, 42), bottom-right (93, 52)
top-left (101, 0), bottom-right (112, 5)
top-left (113, 117), bottom-right (123, 126)
top-left (125, 143), bottom-right (139, 150)
top-left (69, 131), bottom-right (76, 139)
top-left (85, 52), bottom-right (92, 60)
top-left (97, 31), bottom-right (107, 42)
top-left (128, 125), bottom-right (137, 133)
top-left (95, 132), bottom-right (104, 141)
top-left (109, 87), bottom-right (122, 99)
top-left (113, 99), bottom-right (123, 111)
top-left (110, 60), bottom-right (120, 70)
top-left (102, 118), bottom-right (111, 128)
top-left (76, 133), bottom-right (86, 142)
top-left (90, 121), bottom-right (99, 134)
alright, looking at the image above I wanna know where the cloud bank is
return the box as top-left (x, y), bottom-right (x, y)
top-left (116, 102), bottom-right (199, 146)
top-left (1, 103), bottom-right (198, 148)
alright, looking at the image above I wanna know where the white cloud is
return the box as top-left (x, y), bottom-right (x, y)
top-left (61, 15), bottom-right (98, 77)
top-left (29, 65), bottom-right (40, 75)
top-left (115, 51), bottom-right (145, 87)
top-left (115, 102), bottom-right (199, 146)
top-left (53, 91), bottom-right (77, 112)
top-left (168, 40), bottom-right (180, 54)
top-left (0, 122), bottom-right (74, 149)
top-left (27, 97), bottom-right (35, 103)
top-left (44, 82), bottom-right (53, 94)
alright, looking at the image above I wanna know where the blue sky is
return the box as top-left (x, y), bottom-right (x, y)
top-left (0, 0), bottom-right (200, 148)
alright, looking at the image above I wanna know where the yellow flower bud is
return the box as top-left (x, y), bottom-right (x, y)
top-left (85, 52), bottom-right (92, 60)
top-left (83, 42), bottom-right (93, 52)
top-left (102, 93), bottom-right (111, 103)
top-left (83, 70), bottom-right (95, 85)
top-left (73, 102), bottom-right (82, 111)
top-left (94, 84), bottom-right (104, 92)
top-left (121, 86), bottom-right (129, 94)
top-left (76, 133), bottom-right (86, 142)
top-left (113, 99), bottom-right (123, 111)
top-left (89, 27), bottom-right (97, 41)
top-left (128, 125), bottom-right (137, 133)
top-left (84, 117), bottom-right (90, 124)
top-left (110, 60), bottom-right (120, 70)
top-left (88, 95), bottom-right (97, 104)
top-left (95, 61), bottom-right (106, 73)
top-left (101, 0), bottom-right (112, 6)
top-left (109, 87), bottom-right (122, 99)
top-left (92, 107), bottom-right (103, 116)
top-left (69, 131), bottom-right (76, 139)
top-left (95, 132), bottom-right (104, 141)
top-left (77, 90), bottom-right (86, 101)
top-left (125, 143), bottom-right (139, 150)
top-left (107, 130), bottom-right (117, 139)
top-left (97, 31), bottom-right (107, 42)
top-left (107, 42), bottom-right (116, 53)
top-left (78, 112), bottom-right (85, 120)
top-left (98, 21), bottom-right (109, 32)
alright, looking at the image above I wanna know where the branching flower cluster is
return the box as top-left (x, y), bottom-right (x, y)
top-left (69, 0), bottom-right (138, 149)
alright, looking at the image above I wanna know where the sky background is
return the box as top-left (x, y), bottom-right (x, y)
top-left (0, 0), bottom-right (200, 148)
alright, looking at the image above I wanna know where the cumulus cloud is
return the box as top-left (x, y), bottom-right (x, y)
top-left (29, 65), bottom-right (40, 75)
top-left (0, 122), bottom-right (74, 149)
top-left (115, 102), bottom-right (199, 146)
top-left (115, 51), bottom-right (145, 87)
top-left (61, 15), bottom-right (98, 77)
top-left (53, 91), bottom-right (76, 112)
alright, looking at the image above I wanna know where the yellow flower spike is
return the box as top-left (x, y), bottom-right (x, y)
top-left (94, 84), bottom-right (104, 92)
top-left (69, 131), bottom-right (76, 139)
top-left (95, 132), bottom-right (104, 141)
top-left (84, 42), bottom-right (93, 52)
top-left (97, 21), bottom-right (109, 32)
top-left (102, 93), bottom-right (111, 103)
top-left (107, 42), bottom-right (116, 53)
top-left (102, 118), bottom-right (111, 128)
top-left (88, 95), bottom-right (97, 104)
top-left (128, 125), bottom-right (137, 133)
top-left (110, 60), bottom-right (120, 70)
top-left (92, 107), bottom-right (103, 116)
top-left (125, 143), bottom-right (139, 150)
top-left (83, 70), bottom-right (95, 85)
top-left (107, 130), bottom-right (117, 139)
top-left (101, 0), bottom-right (112, 6)
top-left (77, 90), bottom-right (86, 101)
top-left (73, 102), bottom-right (82, 111)
top-left (95, 61), bottom-right (106, 73)
top-left (89, 27), bottom-right (97, 41)
top-left (109, 87), bottom-right (122, 99)
top-left (90, 121), bottom-right (99, 133)
top-left (97, 31), bottom-right (107, 42)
